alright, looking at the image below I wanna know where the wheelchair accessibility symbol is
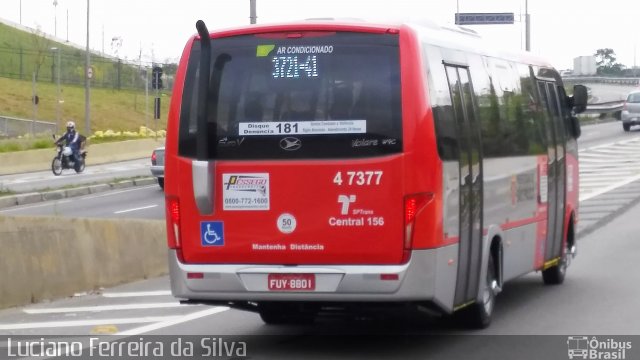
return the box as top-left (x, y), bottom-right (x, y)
top-left (201, 221), bottom-right (224, 246)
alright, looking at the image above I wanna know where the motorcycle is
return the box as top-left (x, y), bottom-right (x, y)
top-left (51, 135), bottom-right (87, 175)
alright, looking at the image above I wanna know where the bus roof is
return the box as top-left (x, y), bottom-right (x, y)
top-left (200, 17), bottom-right (553, 69)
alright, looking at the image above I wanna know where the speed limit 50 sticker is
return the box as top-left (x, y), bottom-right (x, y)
top-left (277, 213), bottom-right (297, 234)
top-left (223, 173), bottom-right (270, 211)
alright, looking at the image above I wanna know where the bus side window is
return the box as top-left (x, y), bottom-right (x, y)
top-left (423, 45), bottom-right (458, 161)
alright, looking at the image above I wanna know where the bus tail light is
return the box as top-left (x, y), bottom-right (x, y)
top-left (166, 197), bottom-right (183, 257)
top-left (403, 193), bottom-right (434, 262)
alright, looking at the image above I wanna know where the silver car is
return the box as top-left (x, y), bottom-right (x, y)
top-left (150, 146), bottom-right (165, 190)
top-left (621, 90), bottom-right (640, 131)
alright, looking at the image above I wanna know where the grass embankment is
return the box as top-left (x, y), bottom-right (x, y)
top-left (0, 76), bottom-right (170, 152)
top-left (0, 21), bottom-right (171, 141)
top-left (0, 77), bottom-right (170, 134)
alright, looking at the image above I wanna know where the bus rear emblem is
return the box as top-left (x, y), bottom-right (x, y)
top-left (280, 137), bottom-right (302, 151)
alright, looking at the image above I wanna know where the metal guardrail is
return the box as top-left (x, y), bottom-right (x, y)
top-left (563, 76), bottom-right (640, 86)
top-left (584, 101), bottom-right (624, 115)
top-left (0, 116), bottom-right (57, 138)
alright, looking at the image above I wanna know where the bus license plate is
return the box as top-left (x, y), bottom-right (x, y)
top-left (268, 274), bottom-right (315, 291)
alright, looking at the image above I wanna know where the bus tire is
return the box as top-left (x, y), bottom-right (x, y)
top-left (542, 248), bottom-right (568, 285)
top-left (460, 255), bottom-right (497, 329)
top-left (257, 302), bottom-right (317, 325)
top-left (542, 221), bottom-right (574, 285)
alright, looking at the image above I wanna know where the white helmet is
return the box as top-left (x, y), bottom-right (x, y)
top-left (66, 121), bottom-right (75, 130)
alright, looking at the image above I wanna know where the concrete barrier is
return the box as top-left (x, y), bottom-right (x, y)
top-left (15, 192), bottom-right (42, 205)
top-left (65, 187), bottom-right (90, 198)
top-left (42, 190), bottom-right (66, 201)
top-left (0, 216), bottom-right (168, 309)
top-left (0, 138), bottom-right (165, 175)
top-left (0, 196), bottom-right (16, 208)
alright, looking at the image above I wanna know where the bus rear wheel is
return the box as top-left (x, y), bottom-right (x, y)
top-left (458, 255), bottom-right (497, 329)
top-left (542, 242), bottom-right (574, 285)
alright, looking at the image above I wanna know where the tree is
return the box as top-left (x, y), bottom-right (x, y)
top-left (594, 48), bottom-right (626, 76)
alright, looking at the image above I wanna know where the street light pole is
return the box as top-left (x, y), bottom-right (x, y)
top-left (250, 0), bottom-right (257, 24)
top-left (85, 0), bottom-right (91, 134)
top-left (525, 0), bottom-right (530, 51)
top-left (51, 47), bottom-right (61, 133)
top-left (53, 0), bottom-right (58, 37)
top-left (66, 8), bottom-right (69, 42)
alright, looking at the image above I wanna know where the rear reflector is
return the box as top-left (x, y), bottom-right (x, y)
top-left (187, 272), bottom-right (204, 279)
top-left (380, 274), bottom-right (399, 281)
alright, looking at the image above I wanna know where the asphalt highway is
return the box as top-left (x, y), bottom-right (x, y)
top-left (1, 199), bottom-right (639, 359)
top-left (0, 184), bottom-right (164, 219)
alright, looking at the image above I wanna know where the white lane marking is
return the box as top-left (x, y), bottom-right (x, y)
top-left (81, 185), bottom-right (156, 200)
top-left (580, 172), bottom-right (635, 177)
top-left (116, 307), bottom-right (230, 336)
top-left (581, 137), bottom-right (640, 152)
top-left (586, 150), bottom-right (640, 157)
top-left (580, 173), bottom-right (640, 202)
top-left (114, 204), bottom-right (158, 214)
top-left (102, 291), bottom-right (172, 298)
top-left (0, 186), bottom-right (157, 213)
top-left (0, 316), bottom-right (183, 330)
top-left (23, 302), bottom-right (186, 314)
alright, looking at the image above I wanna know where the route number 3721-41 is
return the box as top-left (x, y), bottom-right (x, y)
top-left (333, 171), bottom-right (383, 186)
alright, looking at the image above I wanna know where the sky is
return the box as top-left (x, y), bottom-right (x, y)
top-left (0, 0), bottom-right (638, 70)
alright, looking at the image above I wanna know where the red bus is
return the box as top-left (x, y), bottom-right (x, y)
top-left (165, 18), bottom-right (587, 328)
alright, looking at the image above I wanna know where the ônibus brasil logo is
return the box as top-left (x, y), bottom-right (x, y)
top-left (567, 336), bottom-right (632, 360)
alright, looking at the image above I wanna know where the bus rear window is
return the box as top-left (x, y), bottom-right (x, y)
top-left (178, 32), bottom-right (402, 160)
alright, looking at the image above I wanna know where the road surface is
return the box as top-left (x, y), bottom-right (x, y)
top-left (1, 199), bottom-right (639, 359)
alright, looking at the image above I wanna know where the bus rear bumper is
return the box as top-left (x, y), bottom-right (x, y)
top-left (169, 245), bottom-right (458, 313)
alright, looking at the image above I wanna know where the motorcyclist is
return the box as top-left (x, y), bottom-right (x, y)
top-left (55, 121), bottom-right (82, 163)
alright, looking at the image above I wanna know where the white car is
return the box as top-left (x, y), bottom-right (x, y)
top-left (150, 146), bottom-right (165, 189)
top-left (621, 90), bottom-right (640, 132)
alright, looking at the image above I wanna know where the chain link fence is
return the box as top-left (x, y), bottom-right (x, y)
top-left (0, 116), bottom-right (57, 138)
top-left (0, 44), bottom-right (176, 91)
